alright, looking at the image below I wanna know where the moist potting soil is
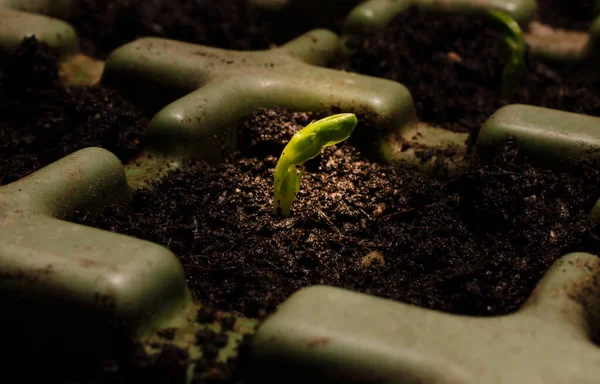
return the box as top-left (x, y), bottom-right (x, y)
top-left (77, 108), bottom-right (600, 320)
top-left (337, 8), bottom-right (600, 140)
top-left (68, 0), bottom-right (354, 59)
top-left (0, 38), bottom-right (147, 186)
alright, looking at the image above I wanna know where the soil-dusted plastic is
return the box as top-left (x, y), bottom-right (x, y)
top-left (343, 0), bottom-right (600, 61)
top-left (2, 1), bottom-right (600, 383)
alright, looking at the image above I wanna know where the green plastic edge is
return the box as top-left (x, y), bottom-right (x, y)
top-left (343, 0), bottom-right (537, 34)
top-left (525, 17), bottom-right (600, 62)
top-left (0, 7), bottom-right (78, 57)
top-left (0, 12), bottom-right (407, 376)
top-left (0, 0), bottom-right (78, 18)
top-left (0, 146), bottom-right (258, 376)
top-left (0, 148), bottom-right (194, 342)
top-left (341, 0), bottom-right (600, 63)
top-left (0, 4), bottom-right (105, 85)
top-left (0, 0), bottom-right (216, 373)
top-left (102, 29), bottom-right (418, 186)
top-left (251, 252), bottom-right (600, 383)
top-left (477, 104), bottom-right (600, 163)
top-left (589, 15), bottom-right (600, 59)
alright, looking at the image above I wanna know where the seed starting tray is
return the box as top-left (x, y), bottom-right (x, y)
top-left (1, 1), bottom-right (600, 383)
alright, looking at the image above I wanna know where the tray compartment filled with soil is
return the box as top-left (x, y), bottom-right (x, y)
top-left (344, 0), bottom-right (600, 61)
top-left (2, 1), bottom-right (600, 383)
top-left (73, 103), bottom-right (600, 382)
top-left (336, 2), bottom-right (600, 143)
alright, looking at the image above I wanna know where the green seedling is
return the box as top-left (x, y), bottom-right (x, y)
top-left (488, 10), bottom-right (526, 98)
top-left (273, 113), bottom-right (358, 217)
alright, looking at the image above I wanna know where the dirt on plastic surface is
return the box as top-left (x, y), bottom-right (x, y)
top-left (85, 309), bottom-right (252, 384)
top-left (78, 108), bottom-right (600, 319)
top-left (8, 307), bottom-right (253, 384)
top-left (336, 8), bottom-right (600, 139)
top-left (0, 38), bottom-right (147, 186)
top-left (68, 0), bottom-right (355, 59)
top-left (536, 0), bottom-right (595, 31)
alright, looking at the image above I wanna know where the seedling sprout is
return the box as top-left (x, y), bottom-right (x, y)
top-left (273, 113), bottom-right (358, 217)
top-left (487, 10), bottom-right (526, 98)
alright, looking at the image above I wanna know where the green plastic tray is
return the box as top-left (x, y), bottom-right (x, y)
top-left (1, 1), bottom-right (600, 382)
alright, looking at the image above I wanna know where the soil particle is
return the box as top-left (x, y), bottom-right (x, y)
top-left (336, 8), bottom-right (600, 140)
top-left (68, 0), bottom-right (354, 59)
top-left (78, 108), bottom-right (600, 318)
top-left (0, 38), bottom-right (146, 186)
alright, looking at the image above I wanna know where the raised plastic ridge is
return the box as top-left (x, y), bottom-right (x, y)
top-left (344, 0), bottom-right (538, 33)
top-left (102, 29), bottom-right (416, 167)
top-left (478, 104), bottom-right (600, 164)
top-left (0, 148), bottom-right (194, 349)
top-left (0, 0), bottom-right (78, 18)
top-left (0, 6), bottom-right (78, 56)
top-left (252, 252), bottom-right (600, 383)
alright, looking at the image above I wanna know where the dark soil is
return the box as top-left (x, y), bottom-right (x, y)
top-left (92, 309), bottom-right (252, 384)
top-left (536, 0), bottom-right (595, 31)
top-left (68, 0), bottom-right (356, 59)
top-left (78, 108), bottom-right (600, 319)
top-left (28, 306), bottom-right (253, 383)
top-left (0, 37), bottom-right (147, 186)
top-left (337, 8), bottom-right (600, 139)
